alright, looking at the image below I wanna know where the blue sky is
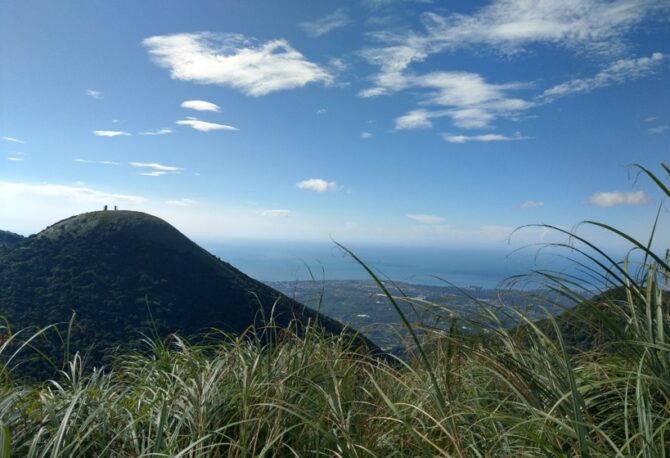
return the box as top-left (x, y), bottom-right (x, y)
top-left (1, 0), bottom-right (669, 250)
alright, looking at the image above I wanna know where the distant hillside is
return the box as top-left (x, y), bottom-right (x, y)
top-left (0, 229), bottom-right (24, 250)
top-left (0, 211), bottom-right (377, 373)
top-left (519, 286), bottom-right (669, 352)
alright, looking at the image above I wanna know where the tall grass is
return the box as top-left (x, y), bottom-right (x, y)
top-left (0, 163), bottom-right (669, 456)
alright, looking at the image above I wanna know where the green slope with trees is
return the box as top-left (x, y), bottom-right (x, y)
top-left (0, 210), bottom-right (376, 372)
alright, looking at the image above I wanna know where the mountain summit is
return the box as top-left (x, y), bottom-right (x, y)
top-left (0, 210), bottom-right (375, 367)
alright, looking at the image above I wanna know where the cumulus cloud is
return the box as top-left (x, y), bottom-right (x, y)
top-left (130, 162), bottom-right (182, 176)
top-left (2, 136), bottom-right (25, 144)
top-left (180, 100), bottom-right (221, 112)
top-left (541, 52), bottom-right (665, 100)
top-left (93, 130), bottom-right (131, 137)
top-left (299, 9), bottom-right (351, 37)
top-left (139, 128), bottom-right (173, 136)
top-left (649, 125), bottom-right (668, 134)
top-left (521, 200), bottom-right (544, 209)
top-left (588, 190), bottom-right (648, 207)
top-left (443, 131), bottom-right (531, 143)
top-left (176, 117), bottom-right (238, 132)
top-left (166, 198), bottom-right (198, 206)
top-left (0, 181), bottom-right (146, 204)
top-left (259, 209), bottom-right (292, 218)
top-left (296, 178), bottom-right (338, 192)
top-left (143, 32), bottom-right (332, 96)
top-left (407, 213), bottom-right (446, 224)
top-left (85, 89), bottom-right (103, 99)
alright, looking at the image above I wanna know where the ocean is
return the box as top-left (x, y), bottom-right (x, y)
top-left (199, 240), bottom-right (578, 289)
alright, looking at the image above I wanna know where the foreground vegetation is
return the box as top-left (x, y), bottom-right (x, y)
top-left (1, 164), bottom-right (669, 457)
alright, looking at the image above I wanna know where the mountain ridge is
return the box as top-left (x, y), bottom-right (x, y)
top-left (0, 210), bottom-right (379, 374)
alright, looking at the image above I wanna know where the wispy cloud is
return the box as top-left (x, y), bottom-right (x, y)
top-left (130, 162), bottom-right (182, 176)
top-left (316, 108), bottom-right (327, 115)
top-left (361, 1), bottom-right (666, 131)
top-left (360, 132), bottom-right (373, 139)
top-left (176, 117), bottom-right (238, 132)
top-left (181, 100), bottom-right (221, 112)
top-left (541, 53), bottom-right (665, 100)
top-left (296, 178), bottom-right (338, 192)
top-left (363, 0), bottom-right (664, 70)
top-left (394, 109), bottom-right (437, 130)
top-left (443, 131), bottom-right (531, 143)
top-left (521, 200), bottom-right (544, 209)
top-left (7, 157), bottom-right (23, 162)
top-left (139, 128), bottom-right (173, 136)
top-left (93, 130), bottom-right (131, 137)
top-left (85, 89), bottom-right (103, 99)
top-left (386, 72), bottom-right (532, 130)
top-left (259, 209), bottom-right (292, 218)
top-left (649, 125), bottom-right (668, 134)
top-left (2, 136), bottom-right (25, 144)
top-left (588, 190), bottom-right (648, 207)
top-left (166, 198), bottom-right (198, 206)
top-left (143, 32), bottom-right (332, 96)
top-left (407, 213), bottom-right (445, 224)
top-left (0, 181), bottom-right (146, 204)
top-left (299, 9), bottom-right (351, 37)
top-left (74, 159), bottom-right (119, 165)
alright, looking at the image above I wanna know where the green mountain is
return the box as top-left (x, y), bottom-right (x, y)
top-left (0, 210), bottom-right (377, 371)
top-left (0, 229), bottom-right (24, 250)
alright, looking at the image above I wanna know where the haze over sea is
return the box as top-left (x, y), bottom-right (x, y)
top-left (202, 240), bottom-right (588, 289)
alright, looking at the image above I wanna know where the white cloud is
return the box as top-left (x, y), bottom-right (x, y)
top-left (360, 132), bottom-right (373, 139)
top-left (649, 125), bottom-right (668, 134)
top-left (443, 131), bottom-right (531, 143)
top-left (316, 108), bottom-right (327, 115)
top-left (299, 9), bottom-right (351, 37)
top-left (2, 136), bottom-right (25, 144)
top-left (180, 100), bottom-right (221, 112)
top-left (387, 72), bottom-right (532, 130)
top-left (363, 0), bottom-right (665, 69)
top-left (176, 117), bottom-right (238, 132)
top-left (542, 52), bottom-right (665, 100)
top-left (85, 89), bottom-right (103, 99)
top-left (395, 109), bottom-right (440, 130)
top-left (7, 157), bottom-right (23, 162)
top-left (139, 128), bottom-right (173, 136)
top-left (259, 209), bottom-right (292, 218)
top-left (143, 32), bottom-right (332, 96)
top-left (407, 213), bottom-right (445, 224)
top-left (296, 178), bottom-right (338, 192)
top-left (166, 198), bottom-right (198, 206)
top-left (360, 2), bottom-right (666, 130)
top-left (644, 116), bottom-right (657, 122)
top-left (359, 87), bottom-right (389, 98)
top-left (130, 162), bottom-right (182, 176)
top-left (0, 181), bottom-right (146, 204)
top-left (93, 130), bottom-right (131, 137)
top-left (588, 190), bottom-right (648, 207)
top-left (74, 159), bottom-right (119, 165)
top-left (521, 200), bottom-right (544, 209)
